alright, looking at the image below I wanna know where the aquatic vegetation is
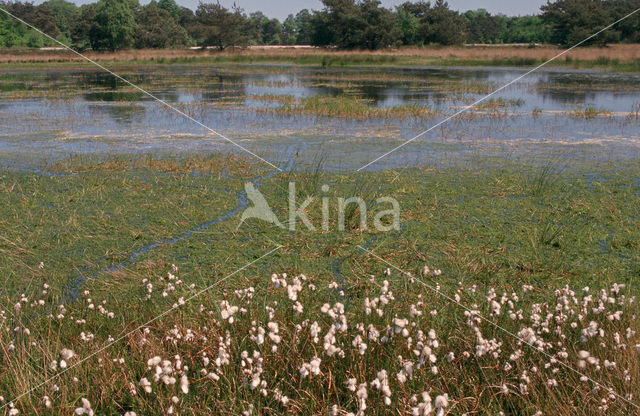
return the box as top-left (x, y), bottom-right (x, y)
top-left (570, 106), bottom-right (613, 119)
top-left (266, 95), bottom-right (435, 120)
top-left (476, 97), bottom-right (525, 110)
top-left (247, 94), bottom-right (297, 104)
top-left (626, 104), bottom-right (640, 121)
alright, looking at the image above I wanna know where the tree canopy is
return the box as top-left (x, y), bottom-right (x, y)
top-left (193, 2), bottom-right (245, 50)
top-left (134, 2), bottom-right (188, 49)
top-left (92, 0), bottom-right (137, 51)
top-left (0, 0), bottom-right (638, 50)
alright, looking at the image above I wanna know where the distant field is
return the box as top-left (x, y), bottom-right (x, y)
top-left (1, 44), bottom-right (640, 71)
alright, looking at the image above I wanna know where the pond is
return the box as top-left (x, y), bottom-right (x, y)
top-left (0, 64), bottom-right (639, 170)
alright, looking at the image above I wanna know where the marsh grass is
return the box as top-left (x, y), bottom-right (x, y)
top-left (247, 94), bottom-right (296, 104)
top-left (340, 176), bottom-right (382, 232)
top-left (1, 155), bottom-right (640, 414)
top-left (525, 157), bottom-right (566, 197)
top-left (476, 97), bottom-right (525, 110)
top-left (267, 95), bottom-right (434, 120)
top-left (570, 106), bottom-right (614, 119)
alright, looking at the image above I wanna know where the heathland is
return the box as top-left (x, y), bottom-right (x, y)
top-left (1, 45), bottom-right (640, 72)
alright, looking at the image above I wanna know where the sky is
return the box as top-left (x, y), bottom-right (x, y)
top-left (212, 0), bottom-right (550, 19)
top-left (44, 0), bottom-right (550, 20)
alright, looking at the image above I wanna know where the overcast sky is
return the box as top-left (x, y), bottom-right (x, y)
top-left (42, 0), bottom-right (549, 20)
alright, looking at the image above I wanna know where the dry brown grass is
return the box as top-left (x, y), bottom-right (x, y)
top-left (1, 44), bottom-right (640, 65)
top-left (48, 154), bottom-right (256, 175)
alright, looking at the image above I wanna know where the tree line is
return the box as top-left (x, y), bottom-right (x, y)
top-left (0, 0), bottom-right (639, 51)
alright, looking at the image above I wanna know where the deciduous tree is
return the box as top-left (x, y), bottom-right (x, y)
top-left (92, 0), bottom-right (137, 50)
top-left (135, 3), bottom-right (187, 48)
top-left (541, 0), bottom-right (617, 45)
top-left (194, 2), bottom-right (245, 50)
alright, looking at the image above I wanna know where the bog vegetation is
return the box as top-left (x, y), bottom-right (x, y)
top-left (0, 155), bottom-right (639, 414)
top-left (0, 0), bottom-right (639, 51)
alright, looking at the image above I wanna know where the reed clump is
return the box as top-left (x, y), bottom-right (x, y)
top-left (266, 95), bottom-right (434, 120)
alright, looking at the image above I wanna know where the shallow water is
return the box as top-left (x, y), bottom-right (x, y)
top-left (1, 64), bottom-right (639, 170)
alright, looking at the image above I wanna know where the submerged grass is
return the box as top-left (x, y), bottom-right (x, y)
top-left (1, 154), bottom-right (638, 296)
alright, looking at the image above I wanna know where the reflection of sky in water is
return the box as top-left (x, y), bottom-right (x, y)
top-left (0, 65), bottom-right (639, 169)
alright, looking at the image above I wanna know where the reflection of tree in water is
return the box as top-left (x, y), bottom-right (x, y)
top-left (200, 74), bottom-right (245, 102)
top-left (0, 72), bottom-right (42, 92)
top-left (309, 85), bottom-right (342, 97)
top-left (88, 104), bottom-right (146, 125)
top-left (358, 84), bottom-right (390, 102)
top-left (307, 66), bottom-right (498, 107)
top-left (361, 84), bottom-right (450, 106)
top-left (537, 73), bottom-right (640, 105)
top-left (540, 89), bottom-right (597, 105)
top-left (152, 91), bottom-right (180, 102)
top-left (83, 91), bottom-right (143, 102)
top-left (78, 70), bottom-right (151, 90)
top-left (80, 72), bottom-right (118, 89)
top-left (403, 67), bottom-right (494, 82)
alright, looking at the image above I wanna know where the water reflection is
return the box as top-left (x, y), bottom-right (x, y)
top-left (84, 91), bottom-right (145, 102)
top-left (0, 65), bottom-right (638, 169)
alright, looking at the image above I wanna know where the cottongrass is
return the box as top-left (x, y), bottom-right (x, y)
top-left (0, 262), bottom-right (639, 415)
